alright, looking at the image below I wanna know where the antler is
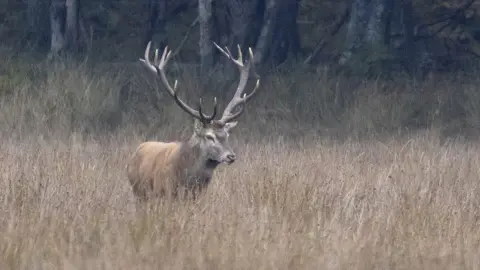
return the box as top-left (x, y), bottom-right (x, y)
top-left (213, 43), bottom-right (260, 124)
top-left (140, 41), bottom-right (217, 124)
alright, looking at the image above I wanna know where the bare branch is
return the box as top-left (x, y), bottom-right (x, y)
top-left (416, 0), bottom-right (475, 32)
top-left (304, 6), bottom-right (350, 65)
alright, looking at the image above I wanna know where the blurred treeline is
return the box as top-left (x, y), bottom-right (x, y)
top-left (1, 0), bottom-right (480, 78)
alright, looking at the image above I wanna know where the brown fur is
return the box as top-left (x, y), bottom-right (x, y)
top-left (127, 141), bottom-right (183, 200)
top-left (127, 122), bottom-right (231, 201)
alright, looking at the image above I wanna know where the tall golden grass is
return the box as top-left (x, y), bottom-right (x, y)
top-left (1, 51), bottom-right (480, 269)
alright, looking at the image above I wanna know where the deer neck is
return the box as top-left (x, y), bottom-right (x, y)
top-left (186, 137), bottom-right (220, 170)
top-left (177, 137), bottom-right (218, 186)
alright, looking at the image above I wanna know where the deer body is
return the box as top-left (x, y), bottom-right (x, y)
top-left (127, 141), bottom-right (181, 199)
top-left (127, 121), bottom-right (237, 200)
top-left (127, 41), bottom-right (259, 201)
top-left (128, 140), bottom-right (217, 199)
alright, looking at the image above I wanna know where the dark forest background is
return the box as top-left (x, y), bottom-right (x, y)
top-left (3, 2), bottom-right (480, 268)
top-left (2, 0), bottom-right (480, 139)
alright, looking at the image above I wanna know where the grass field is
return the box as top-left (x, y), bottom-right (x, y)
top-left (2, 129), bottom-right (480, 269)
top-left (1, 55), bottom-right (480, 269)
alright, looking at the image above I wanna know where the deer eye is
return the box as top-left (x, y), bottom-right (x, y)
top-left (205, 134), bottom-right (215, 142)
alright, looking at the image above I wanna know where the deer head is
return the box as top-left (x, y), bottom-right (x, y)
top-left (140, 41), bottom-right (260, 165)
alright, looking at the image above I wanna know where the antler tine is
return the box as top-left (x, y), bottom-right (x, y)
top-left (213, 42), bottom-right (245, 67)
top-left (198, 97), bottom-right (218, 122)
top-left (218, 79), bottom-right (260, 122)
top-left (154, 48), bottom-right (159, 65)
top-left (140, 41), bottom-right (217, 124)
top-left (236, 44), bottom-right (243, 65)
top-left (214, 43), bottom-right (260, 124)
top-left (158, 46), bottom-right (172, 68)
top-left (213, 42), bottom-right (230, 59)
top-left (243, 78), bottom-right (260, 102)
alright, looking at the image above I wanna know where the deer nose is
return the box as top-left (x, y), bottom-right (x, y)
top-left (226, 154), bottom-right (236, 163)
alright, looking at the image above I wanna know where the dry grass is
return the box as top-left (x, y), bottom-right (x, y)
top-left (2, 51), bottom-right (480, 269)
top-left (1, 130), bottom-right (480, 269)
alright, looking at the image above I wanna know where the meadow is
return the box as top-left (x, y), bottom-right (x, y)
top-left (1, 50), bottom-right (480, 269)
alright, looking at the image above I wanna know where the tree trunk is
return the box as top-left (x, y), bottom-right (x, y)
top-left (212, 0), bottom-right (230, 46)
top-left (253, 0), bottom-right (301, 69)
top-left (267, 0), bottom-right (301, 66)
top-left (339, 0), bottom-right (370, 65)
top-left (144, 0), bottom-right (167, 49)
top-left (26, 0), bottom-right (50, 49)
top-left (198, 0), bottom-right (214, 75)
top-left (214, 0), bottom-right (299, 71)
top-left (49, 0), bottom-right (66, 57)
top-left (339, 0), bottom-right (396, 68)
top-left (364, 0), bottom-right (387, 45)
top-left (224, 0), bottom-right (261, 57)
top-left (253, 0), bottom-right (276, 66)
top-left (49, 0), bottom-right (83, 58)
top-left (401, 0), bottom-right (415, 75)
top-left (383, 0), bottom-right (394, 45)
top-left (65, 0), bottom-right (79, 52)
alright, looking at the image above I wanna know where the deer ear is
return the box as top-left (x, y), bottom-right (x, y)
top-left (193, 119), bottom-right (204, 134)
top-left (224, 121), bottom-right (238, 131)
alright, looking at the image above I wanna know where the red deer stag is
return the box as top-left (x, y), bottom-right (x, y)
top-left (127, 41), bottom-right (260, 201)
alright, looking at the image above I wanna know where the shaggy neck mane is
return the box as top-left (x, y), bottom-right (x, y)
top-left (174, 136), bottom-right (219, 187)
top-left (184, 136), bottom-right (221, 167)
